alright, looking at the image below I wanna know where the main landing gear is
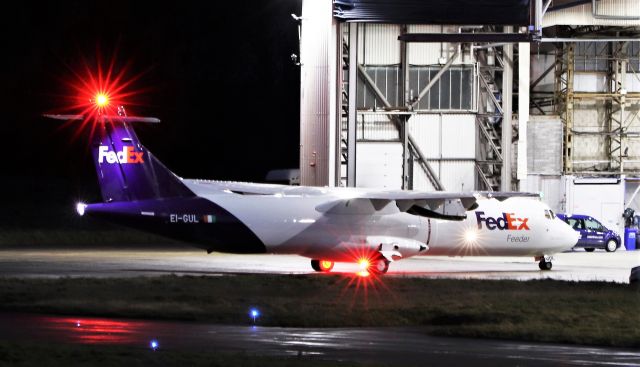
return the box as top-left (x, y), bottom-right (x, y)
top-left (368, 258), bottom-right (390, 274)
top-left (311, 259), bottom-right (334, 272)
top-left (536, 255), bottom-right (553, 271)
top-left (310, 256), bottom-right (391, 275)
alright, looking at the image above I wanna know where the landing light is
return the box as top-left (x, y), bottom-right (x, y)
top-left (150, 340), bottom-right (159, 351)
top-left (358, 259), bottom-right (370, 270)
top-left (76, 202), bottom-right (87, 216)
top-left (464, 229), bottom-right (477, 243)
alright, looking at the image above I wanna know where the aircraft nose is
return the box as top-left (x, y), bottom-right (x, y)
top-left (559, 220), bottom-right (580, 248)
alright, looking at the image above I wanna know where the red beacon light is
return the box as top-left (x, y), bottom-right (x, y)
top-left (95, 93), bottom-right (109, 107)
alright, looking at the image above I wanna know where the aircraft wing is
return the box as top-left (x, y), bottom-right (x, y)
top-left (476, 191), bottom-right (541, 201)
top-left (316, 191), bottom-right (477, 221)
top-left (316, 191), bottom-right (541, 221)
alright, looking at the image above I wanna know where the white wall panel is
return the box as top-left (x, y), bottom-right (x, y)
top-left (411, 164), bottom-right (437, 191)
top-left (360, 24), bottom-right (401, 65)
top-left (626, 74), bottom-right (640, 92)
top-left (408, 114), bottom-right (441, 157)
top-left (574, 72), bottom-right (607, 92)
top-left (438, 161), bottom-right (475, 192)
top-left (441, 114), bottom-right (476, 158)
top-left (564, 177), bottom-right (625, 235)
top-left (356, 142), bottom-right (403, 188)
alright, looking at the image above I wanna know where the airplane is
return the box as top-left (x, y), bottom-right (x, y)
top-left (45, 103), bottom-right (579, 275)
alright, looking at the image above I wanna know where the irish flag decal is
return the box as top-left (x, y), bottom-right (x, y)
top-left (202, 215), bottom-right (216, 223)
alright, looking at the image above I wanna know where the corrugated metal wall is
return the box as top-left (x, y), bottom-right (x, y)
top-left (358, 24), bottom-right (469, 66)
top-left (543, 0), bottom-right (640, 27)
top-left (358, 24), bottom-right (401, 65)
top-left (300, 0), bottom-right (335, 186)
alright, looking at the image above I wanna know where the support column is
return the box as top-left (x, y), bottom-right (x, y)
top-left (501, 26), bottom-right (514, 191)
top-left (347, 22), bottom-right (358, 187)
top-left (517, 39), bottom-right (530, 187)
top-left (401, 25), bottom-right (410, 190)
top-left (299, 0), bottom-right (335, 186)
top-left (564, 44), bottom-right (575, 173)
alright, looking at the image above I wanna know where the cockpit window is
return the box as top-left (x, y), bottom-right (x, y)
top-left (549, 210), bottom-right (556, 219)
top-left (544, 210), bottom-right (551, 219)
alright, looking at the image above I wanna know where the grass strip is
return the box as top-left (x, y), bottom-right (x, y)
top-left (0, 274), bottom-right (637, 348)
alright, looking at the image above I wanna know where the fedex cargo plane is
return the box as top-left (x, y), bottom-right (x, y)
top-left (46, 107), bottom-right (578, 275)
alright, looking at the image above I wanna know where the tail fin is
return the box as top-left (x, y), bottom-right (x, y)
top-left (91, 117), bottom-right (194, 202)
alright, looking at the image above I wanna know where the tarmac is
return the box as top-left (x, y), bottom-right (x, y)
top-left (0, 246), bottom-right (637, 282)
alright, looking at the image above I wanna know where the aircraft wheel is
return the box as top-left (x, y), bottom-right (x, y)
top-left (538, 259), bottom-right (552, 271)
top-left (371, 258), bottom-right (390, 274)
top-left (311, 259), bottom-right (334, 272)
top-left (605, 240), bottom-right (617, 253)
top-left (585, 248), bottom-right (595, 252)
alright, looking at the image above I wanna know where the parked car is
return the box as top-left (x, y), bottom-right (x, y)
top-left (556, 214), bottom-right (621, 252)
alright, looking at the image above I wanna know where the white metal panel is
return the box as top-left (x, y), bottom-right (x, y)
top-left (574, 72), bottom-right (608, 92)
top-left (360, 24), bottom-right (401, 65)
top-left (299, 0), bottom-right (335, 186)
top-left (407, 25), bottom-right (442, 65)
top-left (356, 142), bottom-right (403, 188)
top-left (411, 164), bottom-right (437, 191)
top-left (564, 176), bottom-right (625, 235)
top-left (408, 114), bottom-right (441, 158)
top-left (441, 114), bottom-right (476, 158)
top-left (438, 161), bottom-right (475, 192)
top-left (543, 0), bottom-right (640, 27)
top-left (626, 74), bottom-right (640, 92)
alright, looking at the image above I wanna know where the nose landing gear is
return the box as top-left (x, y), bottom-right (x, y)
top-left (536, 255), bottom-right (553, 271)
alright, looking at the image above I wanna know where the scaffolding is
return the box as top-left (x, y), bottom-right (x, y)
top-left (555, 39), bottom-right (640, 175)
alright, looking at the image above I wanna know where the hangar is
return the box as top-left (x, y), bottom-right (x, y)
top-left (297, 0), bottom-right (640, 239)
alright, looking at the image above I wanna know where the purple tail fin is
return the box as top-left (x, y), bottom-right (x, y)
top-left (91, 119), bottom-right (194, 202)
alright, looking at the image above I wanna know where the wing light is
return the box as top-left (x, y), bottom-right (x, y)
top-left (76, 202), bottom-right (87, 216)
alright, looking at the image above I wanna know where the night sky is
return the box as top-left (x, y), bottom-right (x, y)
top-left (1, 0), bottom-right (302, 196)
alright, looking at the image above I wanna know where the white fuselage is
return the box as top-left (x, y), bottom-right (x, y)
top-left (184, 180), bottom-right (578, 262)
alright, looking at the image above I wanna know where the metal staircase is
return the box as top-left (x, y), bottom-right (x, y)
top-left (475, 51), bottom-right (504, 191)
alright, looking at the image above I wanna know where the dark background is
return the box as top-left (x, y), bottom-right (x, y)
top-left (1, 1), bottom-right (301, 215)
